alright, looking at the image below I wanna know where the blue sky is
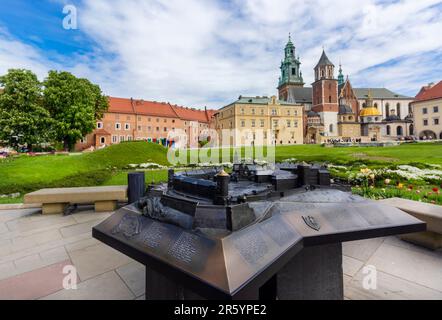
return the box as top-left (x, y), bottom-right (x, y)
top-left (0, 0), bottom-right (441, 109)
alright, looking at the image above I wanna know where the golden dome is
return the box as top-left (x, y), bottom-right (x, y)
top-left (360, 107), bottom-right (381, 117)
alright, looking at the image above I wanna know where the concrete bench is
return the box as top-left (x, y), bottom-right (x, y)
top-left (24, 186), bottom-right (128, 215)
top-left (380, 198), bottom-right (441, 250)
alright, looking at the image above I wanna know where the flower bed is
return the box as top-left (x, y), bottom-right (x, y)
top-left (327, 163), bottom-right (442, 205)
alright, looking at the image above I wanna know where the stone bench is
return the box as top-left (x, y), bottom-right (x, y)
top-left (24, 186), bottom-right (128, 215)
top-left (380, 198), bottom-right (441, 250)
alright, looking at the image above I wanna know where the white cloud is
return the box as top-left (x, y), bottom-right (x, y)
top-left (0, 0), bottom-right (441, 108)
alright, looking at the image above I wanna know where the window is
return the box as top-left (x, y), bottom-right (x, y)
top-left (120, 136), bottom-right (125, 142)
top-left (156, 127), bottom-right (160, 132)
top-left (287, 110), bottom-right (291, 116)
top-left (287, 120), bottom-right (291, 127)
top-left (115, 123), bottom-right (121, 130)
top-left (260, 120), bottom-right (265, 127)
top-left (156, 118), bottom-right (160, 123)
top-left (138, 116), bottom-right (142, 121)
top-left (434, 118), bottom-right (440, 125)
top-left (260, 109), bottom-right (264, 115)
top-left (292, 68), bottom-right (296, 75)
top-left (424, 119), bottom-right (429, 126)
top-left (294, 121), bottom-right (298, 128)
top-left (127, 136), bottom-right (132, 141)
top-left (241, 120), bottom-right (245, 128)
top-left (138, 126), bottom-right (142, 131)
top-left (273, 120), bottom-right (278, 128)
top-left (147, 126), bottom-right (152, 132)
top-left (329, 124), bottom-right (333, 132)
top-left (148, 118), bottom-right (151, 122)
top-left (252, 109), bottom-right (255, 115)
top-left (100, 137), bottom-right (106, 144)
top-left (241, 108), bottom-right (245, 115)
top-left (423, 108), bottom-right (428, 114)
top-left (172, 120), bottom-right (175, 123)
top-left (126, 116), bottom-right (131, 121)
top-left (251, 120), bottom-right (256, 128)
top-left (97, 122), bottom-right (103, 129)
top-left (164, 127), bottom-right (167, 132)
top-left (434, 106), bottom-right (439, 113)
top-left (386, 125), bottom-right (391, 136)
top-left (164, 119), bottom-right (167, 123)
top-left (329, 96), bottom-right (332, 103)
top-left (112, 136), bottom-right (118, 143)
top-left (272, 109), bottom-right (277, 116)
top-left (125, 123), bottom-right (130, 130)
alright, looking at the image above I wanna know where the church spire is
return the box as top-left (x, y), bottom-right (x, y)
top-left (278, 33), bottom-right (304, 91)
top-left (338, 62), bottom-right (344, 85)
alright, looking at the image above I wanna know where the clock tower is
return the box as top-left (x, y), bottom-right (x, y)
top-left (312, 50), bottom-right (339, 136)
top-left (278, 34), bottom-right (304, 101)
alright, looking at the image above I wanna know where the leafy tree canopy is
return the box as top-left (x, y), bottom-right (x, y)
top-left (43, 71), bottom-right (109, 150)
top-left (0, 69), bottom-right (52, 149)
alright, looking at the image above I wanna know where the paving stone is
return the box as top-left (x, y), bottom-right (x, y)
top-left (0, 261), bottom-right (16, 281)
top-left (65, 237), bottom-right (99, 253)
top-left (0, 260), bottom-right (71, 300)
top-left (343, 255), bottom-right (364, 277)
top-left (10, 229), bottom-right (62, 253)
top-left (6, 215), bottom-right (77, 233)
top-left (385, 236), bottom-right (442, 256)
top-left (116, 261), bottom-right (145, 297)
top-left (343, 238), bottom-right (385, 262)
top-left (69, 243), bottom-right (133, 281)
top-left (0, 209), bottom-right (40, 224)
top-left (71, 211), bottom-right (112, 224)
top-left (39, 246), bottom-right (69, 265)
top-left (0, 232), bottom-right (91, 265)
top-left (59, 219), bottom-right (106, 238)
top-left (0, 223), bottom-right (8, 234)
top-left (345, 269), bottom-right (442, 300)
top-left (41, 271), bottom-right (135, 300)
top-left (367, 243), bottom-right (442, 292)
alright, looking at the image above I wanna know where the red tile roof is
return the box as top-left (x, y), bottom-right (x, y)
top-left (107, 97), bottom-right (216, 123)
top-left (414, 81), bottom-right (442, 103)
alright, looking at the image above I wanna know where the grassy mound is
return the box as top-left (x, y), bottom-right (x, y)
top-left (0, 142), bottom-right (169, 194)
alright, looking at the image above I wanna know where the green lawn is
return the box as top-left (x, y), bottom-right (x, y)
top-left (0, 141), bottom-right (441, 204)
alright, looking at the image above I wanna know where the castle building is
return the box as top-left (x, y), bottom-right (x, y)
top-left (411, 81), bottom-right (442, 140)
top-left (278, 35), bottom-right (415, 143)
top-left (75, 97), bottom-right (216, 151)
top-left (214, 96), bottom-right (304, 147)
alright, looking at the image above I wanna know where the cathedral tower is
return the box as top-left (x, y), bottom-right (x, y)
top-left (312, 49), bottom-right (339, 136)
top-left (278, 34), bottom-right (304, 101)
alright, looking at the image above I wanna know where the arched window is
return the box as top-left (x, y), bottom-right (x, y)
top-left (100, 137), bottom-right (106, 144)
top-left (321, 70), bottom-right (325, 78)
top-left (362, 103), bottom-right (366, 108)
top-left (397, 126), bottom-right (403, 136)
top-left (329, 96), bottom-right (332, 103)
top-left (386, 125), bottom-right (391, 135)
top-left (409, 124), bottom-right (414, 136)
top-left (329, 124), bottom-right (334, 133)
top-left (397, 103), bottom-right (401, 118)
top-left (386, 103), bottom-right (390, 117)
top-left (440, 132), bottom-right (442, 140)
top-left (374, 103), bottom-right (378, 109)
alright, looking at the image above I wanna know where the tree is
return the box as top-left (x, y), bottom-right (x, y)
top-left (0, 69), bottom-right (52, 150)
top-left (43, 71), bottom-right (109, 151)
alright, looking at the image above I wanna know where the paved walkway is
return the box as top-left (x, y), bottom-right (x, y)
top-left (0, 207), bottom-right (441, 300)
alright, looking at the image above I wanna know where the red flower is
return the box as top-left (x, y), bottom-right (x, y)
top-left (408, 185), bottom-right (414, 190)
top-left (433, 187), bottom-right (439, 193)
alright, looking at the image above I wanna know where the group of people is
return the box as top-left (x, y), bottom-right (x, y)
top-left (325, 138), bottom-right (363, 145)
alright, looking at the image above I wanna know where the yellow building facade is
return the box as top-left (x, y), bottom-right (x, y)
top-left (214, 96), bottom-right (304, 147)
